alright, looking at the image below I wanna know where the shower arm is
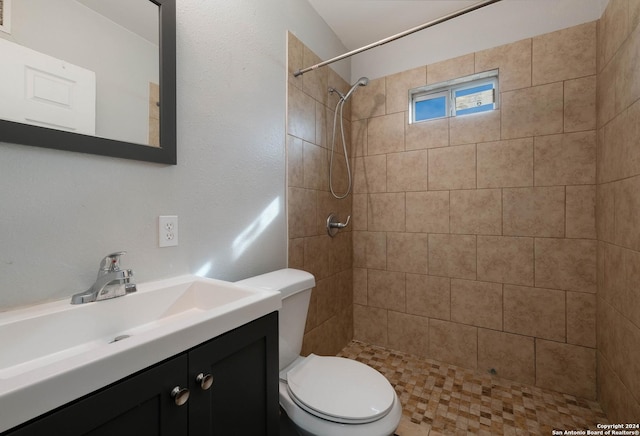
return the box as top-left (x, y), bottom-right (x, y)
top-left (293, 0), bottom-right (502, 77)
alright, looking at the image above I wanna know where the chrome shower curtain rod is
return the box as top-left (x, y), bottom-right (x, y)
top-left (294, 0), bottom-right (503, 77)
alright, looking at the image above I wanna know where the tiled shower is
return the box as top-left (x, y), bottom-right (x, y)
top-left (287, 0), bottom-right (640, 425)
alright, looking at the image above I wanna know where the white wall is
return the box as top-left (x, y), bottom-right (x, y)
top-left (0, 0), bottom-right (348, 311)
top-left (351, 0), bottom-right (608, 81)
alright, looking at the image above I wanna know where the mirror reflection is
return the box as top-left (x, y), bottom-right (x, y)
top-left (0, 0), bottom-right (160, 147)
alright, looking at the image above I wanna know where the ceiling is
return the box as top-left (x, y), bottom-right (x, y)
top-left (306, 0), bottom-right (492, 51)
top-left (306, 0), bottom-right (608, 52)
top-left (75, 0), bottom-right (159, 45)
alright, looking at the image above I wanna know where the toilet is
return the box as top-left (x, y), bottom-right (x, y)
top-left (236, 269), bottom-right (402, 436)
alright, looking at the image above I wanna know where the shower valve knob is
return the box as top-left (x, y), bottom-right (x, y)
top-left (327, 213), bottom-right (350, 237)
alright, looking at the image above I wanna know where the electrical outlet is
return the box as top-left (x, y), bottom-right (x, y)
top-left (159, 216), bottom-right (178, 247)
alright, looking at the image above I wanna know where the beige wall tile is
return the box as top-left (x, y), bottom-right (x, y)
top-left (503, 187), bottom-right (565, 237)
top-left (406, 117), bottom-right (449, 150)
top-left (601, 101), bottom-right (640, 183)
top-left (351, 77), bottom-right (386, 121)
top-left (451, 279), bottom-right (503, 330)
top-left (428, 234), bottom-right (476, 280)
top-left (598, 349), bottom-right (640, 424)
top-left (501, 82), bottom-right (564, 139)
top-left (352, 193), bottom-right (368, 231)
top-left (316, 100), bottom-right (329, 149)
top-left (388, 311), bottom-right (429, 357)
top-left (352, 119), bottom-right (368, 157)
top-left (406, 274), bottom-right (451, 320)
top-left (386, 66), bottom-right (426, 114)
top-left (287, 32), bottom-right (304, 89)
top-left (564, 76), bottom-right (597, 132)
top-left (354, 304), bottom-right (387, 345)
top-left (615, 174), bottom-right (640, 252)
top-left (287, 135), bottom-right (304, 188)
top-left (477, 236), bottom-right (534, 286)
top-left (429, 319), bottom-right (477, 369)
top-left (478, 329), bottom-right (535, 385)
top-left (616, 19), bottom-right (640, 113)
top-left (600, 0), bottom-right (629, 68)
top-left (353, 231), bottom-right (386, 269)
top-left (328, 231), bottom-right (352, 276)
top-left (566, 185), bottom-right (597, 239)
top-left (315, 276), bottom-right (337, 324)
top-left (315, 104), bottom-right (340, 151)
top-left (567, 291), bottom-right (596, 348)
top-left (288, 187), bottom-right (317, 238)
top-left (598, 298), bottom-right (640, 398)
top-left (387, 232), bottom-right (429, 274)
top-left (368, 193), bottom-right (406, 232)
top-left (449, 110), bottom-right (501, 146)
top-left (450, 189), bottom-right (502, 235)
top-left (503, 285), bottom-right (566, 342)
top-left (623, 100), bottom-right (640, 179)
top-left (597, 59), bottom-right (618, 128)
top-left (536, 339), bottom-right (596, 399)
top-left (428, 144), bottom-right (476, 190)
top-left (406, 191), bottom-right (450, 233)
top-left (288, 238), bottom-right (304, 269)
top-left (534, 131), bottom-right (597, 186)
top-left (535, 238), bottom-right (597, 293)
top-left (387, 150), bottom-right (428, 192)
top-left (303, 141), bottom-right (328, 190)
top-left (475, 39), bottom-right (532, 92)
top-left (622, 249), bottom-right (640, 329)
top-left (367, 112), bottom-right (405, 155)
top-left (602, 242), bottom-right (625, 307)
top-left (353, 268), bottom-right (367, 305)
top-left (632, 0), bottom-right (640, 34)
top-left (353, 155), bottom-right (386, 194)
top-left (303, 235), bottom-right (330, 280)
top-left (288, 85), bottom-right (316, 142)
top-left (301, 47), bottom-right (328, 105)
top-left (532, 21), bottom-right (596, 85)
top-left (477, 138), bottom-right (533, 188)
top-left (368, 269), bottom-right (406, 312)
top-left (597, 183), bottom-right (616, 243)
top-left (427, 53), bottom-right (475, 84)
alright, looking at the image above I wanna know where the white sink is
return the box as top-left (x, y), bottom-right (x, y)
top-left (0, 275), bottom-right (281, 432)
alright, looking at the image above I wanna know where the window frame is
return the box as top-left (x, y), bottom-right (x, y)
top-left (409, 69), bottom-right (499, 124)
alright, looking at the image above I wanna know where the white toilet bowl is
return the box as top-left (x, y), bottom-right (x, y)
top-left (236, 269), bottom-right (403, 436)
top-left (279, 355), bottom-right (402, 436)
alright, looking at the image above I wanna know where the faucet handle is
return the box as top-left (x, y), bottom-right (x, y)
top-left (98, 251), bottom-right (127, 273)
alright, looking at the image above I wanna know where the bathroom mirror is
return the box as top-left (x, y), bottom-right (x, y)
top-left (0, 0), bottom-right (176, 164)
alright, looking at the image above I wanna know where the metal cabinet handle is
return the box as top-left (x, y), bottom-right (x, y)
top-left (170, 386), bottom-right (190, 406)
top-left (196, 373), bottom-right (214, 390)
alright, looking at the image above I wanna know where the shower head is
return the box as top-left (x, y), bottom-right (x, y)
top-left (343, 77), bottom-right (369, 101)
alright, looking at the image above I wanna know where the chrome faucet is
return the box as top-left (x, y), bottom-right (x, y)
top-left (71, 252), bottom-right (137, 304)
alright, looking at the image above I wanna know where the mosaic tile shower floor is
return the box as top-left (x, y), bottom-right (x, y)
top-left (337, 340), bottom-right (608, 435)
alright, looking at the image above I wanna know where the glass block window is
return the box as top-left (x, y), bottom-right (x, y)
top-left (409, 70), bottom-right (498, 123)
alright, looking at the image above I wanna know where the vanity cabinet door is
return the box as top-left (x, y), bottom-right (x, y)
top-left (5, 355), bottom-right (188, 436)
top-left (188, 312), bottom-right (279, 436)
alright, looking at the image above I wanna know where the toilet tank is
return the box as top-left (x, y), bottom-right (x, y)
top-left (235, 269), bottom-right (315, 370)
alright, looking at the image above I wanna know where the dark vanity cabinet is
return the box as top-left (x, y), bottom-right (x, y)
top-left (4, 312), bottom-right (279, 436)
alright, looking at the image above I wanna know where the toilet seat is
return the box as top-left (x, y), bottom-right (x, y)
top-left (285, 354), bottom-right (395, 424)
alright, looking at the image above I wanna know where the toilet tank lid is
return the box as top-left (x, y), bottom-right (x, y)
top-left (235, 268), bottom-right (315, 298)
